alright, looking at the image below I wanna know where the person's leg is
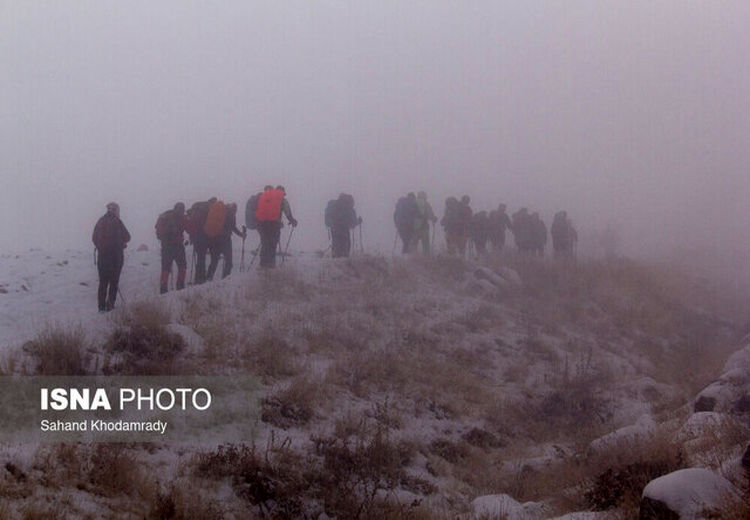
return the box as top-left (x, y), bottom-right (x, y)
top-left (107, 251), bottom-right (124, 311)
top-left (259, 223), bottom-right (274, 268)
top-left (160, 244), bottom-right (173, 294)
top-left (206, 238), bottom-right (220, 280)
top-left (175, 244), bottom-right (187, 289)
top-left (221, 237), bottom-right (233, 278)
top-left (97, 259), bottom-right (108, 311)
top-left (195, 239), bottom-right (208, 284)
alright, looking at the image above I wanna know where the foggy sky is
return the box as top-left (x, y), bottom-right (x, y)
top-left (2, 1), bottom-right (749, 262)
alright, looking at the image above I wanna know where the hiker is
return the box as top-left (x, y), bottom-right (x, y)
top-left (204, 199), bottom-right (229, 281)
top-left (469, 211), bottom-right (491, 258)
top-left (531, 212), bottom-right (547, 257)
top-left (441, 197), bottom-right (461, 256)
top-left (207, 203), bottom-right (245, 279)
top-left (155, 202), bottom-right (188, 294)
top-left (456, 195), bottom-right (473, 257)
top-left (394, 193), bottom-right (419, 254)
top-left (413, 191), bottom-right (437, 255)
top-left (186, 197), bottom-right (216, 284)
top-left (488, 203), bottom-right (513, 252)
top-left (92, 202), bottom-right (130, 312)
top-left (325, 193), bottom-right (361, 258)
top-left (512, 208), bottom-right (532, 254)
top-left (255, 185), bottom-right (297, 268)
top-left (551, 211), bottom-right (577, 258)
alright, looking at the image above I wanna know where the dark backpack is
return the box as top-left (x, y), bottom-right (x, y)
top-left (245, 194), bottom-right (260, 230)
top-left (394, 197), bottom-right (414, 228)
top-left (324, 200), bottom-right (337, 228)
top-left (155, 210), bottom-right (173, 241)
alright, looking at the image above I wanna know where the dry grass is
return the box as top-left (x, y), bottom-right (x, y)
top-left (148, 482), bottom-right (226, 520)
top-left (22, 324), bottom-right (91, 375)
top-left (261, 375), bottom-right (325, 429)
top-left (115, 300), bottom-right (172, 329)
top-left (104, 323), bottom-right (185, 375)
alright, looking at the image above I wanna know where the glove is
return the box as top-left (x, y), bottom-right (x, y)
top-left (290, 218), bottom-right (298, 227)
top-left (184, 240), bottom-right (190, 246)
top-left (357, 217), bottom-right (363, 225)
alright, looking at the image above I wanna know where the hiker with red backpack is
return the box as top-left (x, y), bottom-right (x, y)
top-left (254, 185), bottom-right (297, 268)
top-left (155, 202), bottom-right (188, 294)
top-left (186, 197), bottom-right (216, 284)
top-left (92, 202), bottom-right (131, 312)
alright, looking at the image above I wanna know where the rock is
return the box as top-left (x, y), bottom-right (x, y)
top-left (473, 267), bottom-right (508, 288)
top-left (471, 494), bottom-right (546, 519)
top-left (693, 395), bottom-right (716, 412)
top-left (742, 444), bottom-right (750, 471)
top-left (640, 468), bottom-right (739, 519)
top-left (136, 244), bottom-right (149, 252)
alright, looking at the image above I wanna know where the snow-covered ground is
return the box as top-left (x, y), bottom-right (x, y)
top-left (0, 246), bottom-right (748, 518)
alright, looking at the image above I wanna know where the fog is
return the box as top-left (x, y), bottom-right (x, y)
top-left (2, 1), bottom-right (749, 270)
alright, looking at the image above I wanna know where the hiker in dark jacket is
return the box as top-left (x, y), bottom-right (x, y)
top-left (488, 203), bottom-right (513, 252)
top-left (469, 211), bottom-right (491, 257)
top-left (207, 203), bottom-right (245, 279)
top-left (326, 193), bottom-right (361, 258)
top-left (456, 195), bottom-right (473, 258)
top-left (186, 197), bottom-right (216, 284)
top-left (413, 191), bottom-right (437, 255)
top-left (92, 202), bottom-right (130, 312)
top-left (394, 193), bottom-right (419, 254)
top-left (512, 208), bottom-right (532, 254)
top-left (551, 211), bottom-right (577, 258)
top-left (531, 212), bottom-right (547, 257)
top-left (156, 202), bottom-right (188, 294)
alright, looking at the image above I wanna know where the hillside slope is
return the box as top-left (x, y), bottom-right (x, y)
top-left (0, 248), bottom-right (747, 518)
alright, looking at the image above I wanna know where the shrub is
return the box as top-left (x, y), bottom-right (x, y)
top-left (22, 325), bottom-right (90, 375)
top-left (105, 324), bottom-right (185, 375)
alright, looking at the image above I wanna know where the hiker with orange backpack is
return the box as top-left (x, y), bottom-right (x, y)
top-left (207, 202), bottom-right (245, 279)
top-left (255, 185), bottom-right (298, 268)
top-left (204, 199), bottom-right (228, 281)
top-left (155, 202), bottom-right (188, 294)
top-left (92, 202), bottom-right (130, 312)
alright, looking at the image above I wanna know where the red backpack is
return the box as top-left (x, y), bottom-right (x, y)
top-left (254, 189), bottom-right (284, 223)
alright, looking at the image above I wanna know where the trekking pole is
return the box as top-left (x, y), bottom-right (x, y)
top-left (189, 247), bottom-right (196, 284)
top-left (240, 226), bottom-right (247, 272)
top-left (430, 222), bottom-right (435, 255)
top-left (249, 244), bottom-right (261, 266)
top-left (281, 227), bottom-right (295, 266)
top-left (117, 287), bottom-right (127, 306)
top-left (359, 222), bottom-right (364, 254)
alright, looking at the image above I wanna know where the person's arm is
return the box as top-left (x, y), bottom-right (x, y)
top-left (281, 199), bottom-right (297, 226)
top-left (120, 220), bottom-right (131, 247)
top-left (92, 218), bottom-right (101, 249)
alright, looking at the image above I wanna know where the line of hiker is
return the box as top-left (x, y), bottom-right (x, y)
top-left (92, 189), bottom-right (578, 311)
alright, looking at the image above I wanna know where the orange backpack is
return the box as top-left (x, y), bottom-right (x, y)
top-left (254, 189), bottom-right (284, 223)
top-left (203, 201), bottom-right (227, 238)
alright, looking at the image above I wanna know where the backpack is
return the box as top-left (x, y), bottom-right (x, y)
top-left (324, 199), bottom-right (337, 228)
top-left (394, 197), bottom-right (413, 228)
top-left (94, 214), bottom-right (125, 251)
top-left (245, 194), bottom-right (260, 230)
top-left (203, 201), bottom-right (227, 238)
top-left (155, 210), bottom-right (173, 241)
top-left (255, 189), bottom-right (284, 223)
